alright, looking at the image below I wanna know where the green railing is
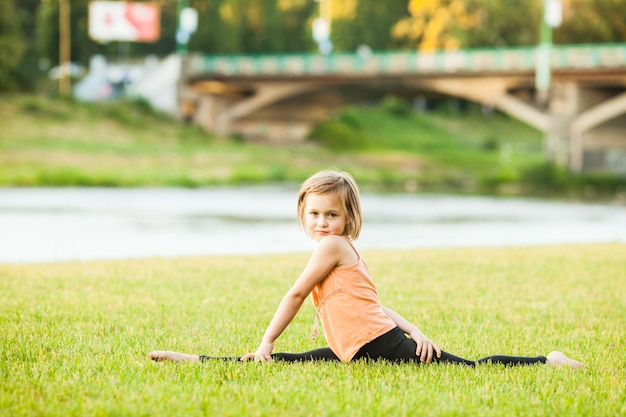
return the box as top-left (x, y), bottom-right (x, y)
top-left (189, 43), bottom-right (626, 77)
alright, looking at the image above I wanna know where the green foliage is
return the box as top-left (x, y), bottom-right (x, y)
top-left (555, 0), bottom-right (626, 44)
top-left (575, 172), bottom-right (626, 196)
top-left (27, 1), bottom-right (626, 64)
top-left (336, 107), bottom-right (364, 130)
top-left (99, 98), bottom-right (166, 126)
top-left (332, 0), bottom-right (410, 51)
top-left (308, 118), bottom-right (362, 149)
top-left (3, 0), bottom-right (626, 90)
top-left (479, 167), bottom-right (521, 193)
top-left (482, 135), bottom-right (500, 151)
top-left (33, 0), bottom-right (318, 69)
top-left (520, 162), bottom-right (626, 197)
top-left (0, 0), bottom-right (26, 91)
top-left (1, 244), bottom-right (625, 416)
top-left (378, 95), bottom-right (412, 118)
top-left (395, 0), bottom-right (626, 49)
top-left (308, 98), bottom-right (552, 194)
top-left (520, 162), bottom-right (572, 194)
top-left (462, 0), bottom-right (542, 47)
top-left (19, 95), bottom-right (73, 119)
top-left (35, 0), bottom-right (180, 69)
top-left (230, 163), bottom-right (289, 184)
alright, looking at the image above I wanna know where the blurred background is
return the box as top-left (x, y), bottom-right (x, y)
top-left (1, 0), bottom-right (626, 262)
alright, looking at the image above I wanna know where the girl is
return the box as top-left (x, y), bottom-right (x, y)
top-left (150, 170), bottom-right (583, 368)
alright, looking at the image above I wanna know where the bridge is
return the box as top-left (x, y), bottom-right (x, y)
top-left (178, 43), bottom-right (626, 174)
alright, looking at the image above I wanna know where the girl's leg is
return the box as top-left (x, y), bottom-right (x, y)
top-left (476, 355), bottom-right (546, 366)
top-left (472, 351), bottom-right (583, 367)
top-left (353, 327), bottom-right (583, 368)
top-left (546, 351), bottom-right (584, 368)
top-left (272, 347), bottom-right (340, 362)
top-left (198, 347), bottom-right (339, 362)
top-left (150, 348), bottom-right (340, 363)
top-left (149, 351), bottom-right (200, 362)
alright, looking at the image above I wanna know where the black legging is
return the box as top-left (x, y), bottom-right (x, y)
top-left (199, 327), bottom-right (547, 366)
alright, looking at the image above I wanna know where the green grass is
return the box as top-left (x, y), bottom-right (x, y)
top-left (0, 95), bottom-right (330, 188)
top-left (309, 99), bottom-right (546, 191)
top-left (1, 244), bottom-right (625, 416)
top-left (2, 93), bottom-right (625, 197)
top-left (0, 94), bottom-right (545, 193)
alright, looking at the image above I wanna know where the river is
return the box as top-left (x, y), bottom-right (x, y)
top-left (1, 187), bottom-right (625, 263)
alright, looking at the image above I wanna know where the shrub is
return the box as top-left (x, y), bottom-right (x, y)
top-left (519, 162), bottom-right (626, 197)
top-left (308, 119), bottom-right (361, 149)
top-left (520, 162), bottom-right (571, 194)
top-left (20, 96), bottom-right (72, 120)
top-left (378, 95), bottom-right (412, 118)
top-left (337, 107), bottom-right (364, 130)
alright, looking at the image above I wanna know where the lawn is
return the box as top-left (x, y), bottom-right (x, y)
top-left (1, 244), bottom-right (624, 416)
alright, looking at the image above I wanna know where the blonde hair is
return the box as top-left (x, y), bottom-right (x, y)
top-left (297, 170), bottom-right (362, 239)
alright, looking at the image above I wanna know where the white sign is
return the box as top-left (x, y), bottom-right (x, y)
top-left (89, 1), bottom-right (160, 43)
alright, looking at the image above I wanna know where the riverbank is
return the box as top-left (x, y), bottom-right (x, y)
top-left (1, 94), bottom-right (624, 198)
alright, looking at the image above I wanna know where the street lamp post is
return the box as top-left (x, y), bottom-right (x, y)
top-left (176, 0), bottom-right (189, 54)
top-left (535, 0), bottom-right (562, 105)
top-left (176, 0), bottom-right (198, 55)
top-left (313, 0), bottom-right (332, 54)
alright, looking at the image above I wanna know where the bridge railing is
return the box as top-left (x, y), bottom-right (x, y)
top-left (189, 43), bottom-right (626, 77)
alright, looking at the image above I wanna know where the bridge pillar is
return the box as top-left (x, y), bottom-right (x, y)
top-left (210, 82), bottom-right (320, 137)
top-left (546, 82), bottom-right (579, 168)
top-left (194, 94), bottom-right (231, 134)
top-left (570, 89), bottom-right (626, 173)
top-left (548, 81), bottom-right (626, 173)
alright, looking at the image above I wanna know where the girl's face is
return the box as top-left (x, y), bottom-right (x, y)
top-left (304, 192), bottom-right (348, 241)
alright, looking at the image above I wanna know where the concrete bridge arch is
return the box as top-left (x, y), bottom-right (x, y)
top-left (187, 75), bottom-right (547, 141)
top-left (180, 45), bottom-right (626, 174)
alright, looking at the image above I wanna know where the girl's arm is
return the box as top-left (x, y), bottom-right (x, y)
top-left (382, 306), bottom-right (442, 363)
top-left (242, 236), bottom-right (353, 362)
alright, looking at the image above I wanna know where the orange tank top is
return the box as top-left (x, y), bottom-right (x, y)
top-left (311, 238), bottom-right (396, 362)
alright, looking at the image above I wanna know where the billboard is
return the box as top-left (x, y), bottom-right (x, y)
top-left (89, 1), bottom-right (160, 43)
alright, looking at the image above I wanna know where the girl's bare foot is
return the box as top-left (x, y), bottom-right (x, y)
top-left (149, 350), bottom-right (200, 362)
top-left (546, 351), bottom-right (584, 369)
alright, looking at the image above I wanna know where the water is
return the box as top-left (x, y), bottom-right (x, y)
top-left (1, 187), bottom-right (625, 264)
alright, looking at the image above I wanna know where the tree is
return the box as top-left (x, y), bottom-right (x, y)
top-left (0, 0), bottom-right (27, 91)
top-left (392, 0), bottom-right (480, 50)
top-left (7, 0), bottom-right (626, 92)
top-left (10, 0), bottom-right (41, 91)
top-left (36, 0), bottom-right (180, 67)
top-left (392, 0), bottom-right (626, 50)
top-left (188, 0), bottom-right (234, 53)
top-left (556, 0), bottom-right (626, 44)
top-left (190, 0), bottom-right (317, 53)
top-left (333, 0), bottom-right (411, 51)
top-left (460, 0), bottom-right (541, 47)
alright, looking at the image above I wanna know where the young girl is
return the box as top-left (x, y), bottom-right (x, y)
top-left (149, 170), bottom-right (583, 368)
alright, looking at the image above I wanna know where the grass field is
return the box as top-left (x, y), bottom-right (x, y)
top-left (1, 244), bottom-right (624, 416)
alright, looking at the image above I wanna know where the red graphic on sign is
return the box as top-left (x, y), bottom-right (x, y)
top-left (89, 1), bottom-right (160, 43)
top-left (124, 3), bottom-right (160, 42)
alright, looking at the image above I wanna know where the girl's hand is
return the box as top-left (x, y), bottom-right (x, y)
top-left (410, 332), bottom-right (441, 363)
top-left (241, 340), bottom-right (274, 362)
